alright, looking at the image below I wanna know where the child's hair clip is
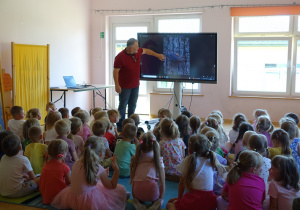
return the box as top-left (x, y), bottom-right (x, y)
top-left (57, 154), bottom-right (64, 158)
top-left (89, 144), bottom-right (92, 148)
top-left (140, 140), bottom-right (143, 144)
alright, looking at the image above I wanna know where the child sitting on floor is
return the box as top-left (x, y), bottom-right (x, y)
top-left (7, 106), bottom-right (25, 140)
top-left (114, 123), bottom-right (139, 177)
top-left (217, 150), bottom-right (265, 210)
top-left (51, 137), bottom-right (128, 210)
top-left (22, 118), bottom-right (41, 151)
top-left (58, 107), bottom-right (69, 119)
top-left (129, 113), bottom-right (145, 139)
top-left (75, 111), bottom-right (91, 142)
top-left (92, 119), bottom-right (113, 167)
top-left (55, 119), bottom-right (78, 170)
top-left (39, 139), bottom-right (71, 204)
top-left (26, 108), bottom-right (42, 120)
top-left (0, 134), bottom-right (39, 197)
top-left (130, 132), bottom-right (165, 210)
top-left (68, 117), bottom-right (84, 158)
top-left (159, 118), bottom-right (186, 182)
top-left (268, 155), bottom-right (300, 210)
top-left (44, 111), bottom-right (62, 145)
top-left (167, 134), bottom-right (221, 210)
top-left (24, 126), bottom-right (47, 174)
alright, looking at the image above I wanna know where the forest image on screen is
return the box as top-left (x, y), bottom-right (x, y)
top-left (163, 35), bottom-right (190, 77)
top-left (138, 33), bottom-right (217, 83)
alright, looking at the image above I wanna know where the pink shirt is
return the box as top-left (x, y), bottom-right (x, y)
top-left (224, 172), bottom-right (265, 210)
top-left (268, 181), bottom-right (300, 210)
top-left (133, 151), bottom-right (164, 182)
top-left (77, 124), bottom-right (91, 142)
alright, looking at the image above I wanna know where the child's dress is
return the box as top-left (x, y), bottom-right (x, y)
top-left (290, 137), bottom-right (300, 173)
top-left (39, 159), bottom-right (70, 204)
top-left (51, 160), bottom-right (127, 210)
top-left (132, 151), bottom-right (164, 202)
top-left (159, 138), bottom-right (186, 176)
top-left (175, 156), bottom-right (217, 210)
top-left (268, 180), bottom-right (300, 210)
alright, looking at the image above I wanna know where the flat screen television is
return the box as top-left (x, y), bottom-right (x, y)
top-left (138, 33), bottom-right (217, 83)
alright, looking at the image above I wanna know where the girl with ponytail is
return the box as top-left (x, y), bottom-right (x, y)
top-left (217, 150), bottom-right (265, 210)
top-left (130, 132), bottom-right (165, 210)
top-left (159, 118), bottom-right (186, 181)
top-left (167, 134), bottom-right (221, 210)
top-left (51, 136), bottom-right (128, 210)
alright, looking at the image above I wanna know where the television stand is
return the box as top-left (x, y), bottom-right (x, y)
top-left (172, 82), bottom-right (182, 120)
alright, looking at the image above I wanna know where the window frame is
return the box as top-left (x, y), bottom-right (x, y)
top-left (232, 15), bottom-right (300, 97)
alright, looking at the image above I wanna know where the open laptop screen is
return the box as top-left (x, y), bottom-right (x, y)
top-left (63, 76), bottom-right (77, 88)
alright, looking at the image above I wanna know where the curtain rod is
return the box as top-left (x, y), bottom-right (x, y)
top-left (94, 3), bottom-right (299, 14)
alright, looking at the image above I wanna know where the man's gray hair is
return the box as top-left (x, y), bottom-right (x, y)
top-left (127, 38), bottom-right (138, 47)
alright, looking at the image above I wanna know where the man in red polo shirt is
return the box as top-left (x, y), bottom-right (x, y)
top-left (113, 38), bottom-right (165, 131)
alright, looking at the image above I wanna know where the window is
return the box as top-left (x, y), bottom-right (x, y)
top-left (109, 14), bottom-right (202, 115)
top-left (233, 15), bottom-right (300, 97)
top-left (111, 21), bottom-right (151, 114)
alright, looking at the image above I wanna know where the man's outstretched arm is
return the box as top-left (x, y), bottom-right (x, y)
top-left (142, 48), bottom-right (166, 61)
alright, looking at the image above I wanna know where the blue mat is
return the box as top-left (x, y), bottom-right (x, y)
top-left (118, 177), bottom-right (179, 209)
top-left (1, 178), bottom-right (178, 210)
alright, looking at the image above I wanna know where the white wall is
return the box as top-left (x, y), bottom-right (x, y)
top-left (90, 0), bottom-right (300, 122)
top-left (0, 0), bottom-right (92, 114)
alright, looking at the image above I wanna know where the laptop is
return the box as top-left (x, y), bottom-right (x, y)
top-left (63, 76), bottom-right (88, 89)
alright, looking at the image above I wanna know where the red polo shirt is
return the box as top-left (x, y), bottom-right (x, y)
top-left (114, 48), bottom-right (143, 89)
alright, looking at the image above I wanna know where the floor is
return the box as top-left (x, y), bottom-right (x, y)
top-left (0, 120), bottom-right (233, 210)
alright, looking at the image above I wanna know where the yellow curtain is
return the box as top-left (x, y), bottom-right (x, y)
top-left (13, 44), bottom-right (49, 124)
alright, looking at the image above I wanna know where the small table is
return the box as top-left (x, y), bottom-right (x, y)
top-left (50, 84), bottom-right (114, 109)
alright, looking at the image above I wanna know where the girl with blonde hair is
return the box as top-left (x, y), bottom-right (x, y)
top-left (159, 118), bottom-right (186, 181)
top-left (43, 111), bottom-right (62, 145)
top-left (217, 150), bottom-right (265, 210)
top-left (51, 136), bottom-right (128, 210)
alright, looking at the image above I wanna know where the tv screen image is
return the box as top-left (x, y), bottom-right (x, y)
top-left (138, 33), bottom-right (217, 83)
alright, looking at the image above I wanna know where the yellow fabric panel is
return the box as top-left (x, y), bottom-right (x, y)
top-left (14, 44), bottom-right (49, 124)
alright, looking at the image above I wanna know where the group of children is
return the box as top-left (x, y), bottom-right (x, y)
top-left (0, 104), bottom-right (300, 210)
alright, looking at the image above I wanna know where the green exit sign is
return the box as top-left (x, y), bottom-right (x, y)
top-left (100, 32), bottom-right (104, 38)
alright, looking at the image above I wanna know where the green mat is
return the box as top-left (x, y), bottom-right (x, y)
top-left (0, 191), bottom-right (40, 204)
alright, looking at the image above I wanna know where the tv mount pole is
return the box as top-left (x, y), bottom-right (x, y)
top-left (172, 81), bottom-right (182, 120)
